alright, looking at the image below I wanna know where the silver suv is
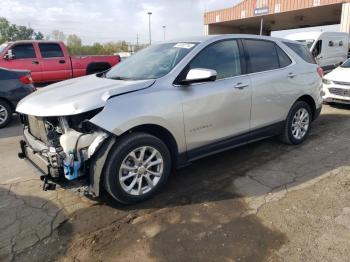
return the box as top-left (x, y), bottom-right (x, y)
top-left (17, 35), bottom-right (323, 204)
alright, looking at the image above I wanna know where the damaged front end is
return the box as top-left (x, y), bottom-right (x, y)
top-left (18, 109), bottom-right (109, 192)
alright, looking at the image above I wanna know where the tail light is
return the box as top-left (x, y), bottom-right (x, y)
top-left (317, 67), bottom-right (324, 78)
top-left (19, 74), bottom-right (33, 85)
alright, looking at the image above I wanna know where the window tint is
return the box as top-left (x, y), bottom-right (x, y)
top-left (39, 43), bottom-right (64, 58)
top-left (312, 40), bottom-right (322, 57)
top-left (12, 44), bottom-right (36, 59)
top-left (276, 45), bottom-right (292, 67)
top-left (244, 40), bottom-right (279, 73)
top-left (283, 42), bottom-right (316, 64)
top-left (189, 40), bottom-right (241, 80)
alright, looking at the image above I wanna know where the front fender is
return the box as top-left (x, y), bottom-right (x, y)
top-left (90, 90), bottom-right (187, 153)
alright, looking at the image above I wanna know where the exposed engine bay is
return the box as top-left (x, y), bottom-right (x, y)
top-left (19, 109), bottom-right (109, 184)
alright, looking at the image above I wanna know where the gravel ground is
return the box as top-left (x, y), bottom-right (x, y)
top-left (1, 104), bottom-right (350, 262)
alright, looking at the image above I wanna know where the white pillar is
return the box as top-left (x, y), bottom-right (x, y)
top-left (340, 3), bottom-right (350, 33)
top-left (204, 24), bottom-right (209, 35)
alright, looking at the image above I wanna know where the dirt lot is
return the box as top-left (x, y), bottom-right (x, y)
top-left (1, 104), bottom-right (350, 262)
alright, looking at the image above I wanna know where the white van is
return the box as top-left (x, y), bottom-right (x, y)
top-left (285, 32), bottom-right (349, 72)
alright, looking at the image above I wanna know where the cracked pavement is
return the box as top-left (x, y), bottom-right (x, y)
top-left (1, 105), bottom-right (350, 261)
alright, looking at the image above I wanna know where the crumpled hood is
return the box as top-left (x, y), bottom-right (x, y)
top-left (324, 67), bottom-right (350, 82)
top-left (16, 74), bottom-right (155, 116)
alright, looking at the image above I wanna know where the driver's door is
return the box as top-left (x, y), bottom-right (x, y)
top-left (3, 43), bottom-right (42, 82)
top-left (181, 39), bottom-right (252, 154)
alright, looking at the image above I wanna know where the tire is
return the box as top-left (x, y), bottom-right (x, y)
top-left (103, 132), bottom-right (171, 204)
top-left (280, 101), bottom-right (312, 145)
top-left (0, 99), bottom-right (13, 129)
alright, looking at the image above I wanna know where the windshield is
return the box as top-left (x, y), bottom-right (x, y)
top-left (106, 42), bottom-right (198, 80)
top-left (0, 43), bottom-right (8, 53)
top-left (341, 59), bottom-right (350, 68)
top-left (295, 39), bottom-right (315, 50)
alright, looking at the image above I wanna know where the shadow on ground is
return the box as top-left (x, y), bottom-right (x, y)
top-left (0, 186), bottom-right (72, 262)
top-left (0, 115), bottom-right (22, 139)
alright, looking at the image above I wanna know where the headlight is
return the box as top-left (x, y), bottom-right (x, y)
top-left (322, 78), bottom-right (332, 84)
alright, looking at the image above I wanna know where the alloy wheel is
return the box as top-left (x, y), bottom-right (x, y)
top-left (119, 146), bottom-right (164, 196)
top-left (291, 108), bottom-right (310, 140)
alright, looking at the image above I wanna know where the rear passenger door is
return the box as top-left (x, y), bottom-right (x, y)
top-left (38, 43), bottom-right (72, 82)
top-left (243, 39), bottom-right (296, 130)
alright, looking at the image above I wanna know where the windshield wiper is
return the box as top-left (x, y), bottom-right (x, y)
top-left (110, 76), bottom-right (133, 80)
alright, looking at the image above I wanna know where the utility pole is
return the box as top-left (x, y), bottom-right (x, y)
top-left (162, 26), bottom-right (166, 41)
top-left (147, 12), bottom-right (152, 45)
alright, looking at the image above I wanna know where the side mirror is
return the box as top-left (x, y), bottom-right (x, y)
top-left (181, 68), bottom-right (217, 85)
top-left (4, 49), bottom-right (14, 60)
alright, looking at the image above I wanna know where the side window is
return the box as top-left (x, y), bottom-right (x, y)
top-left (312, 40), bottom-right (322, 57)
top-left (39, 43), bottom-right (64, 58)
top-left (12, 44), bottom-right (36, 59)
top-left (283, 42), bottom-right (316, 64)
top-left (276, 45), bottom-right (292, 68)
top-left (188, 40), bottom-right (242, 80)
top-left (244, 39), bottom-right (279, 73)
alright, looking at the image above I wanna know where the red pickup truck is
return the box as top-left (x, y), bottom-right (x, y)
top-left (0, 40), bottom-right (120, 83)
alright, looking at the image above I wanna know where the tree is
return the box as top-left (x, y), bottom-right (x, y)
top-left (0, 17), bottom-right (44, 43)
top-left (0, 17), bottom-right (10, 43)
top-left (12, 25), bottom-right (34, 41)
top-left (67, 34), bottom-right (82, 55)
top-left (50, 30), bottom-right (66, 41)
top-left (34, 32), bottom-right (44, 40)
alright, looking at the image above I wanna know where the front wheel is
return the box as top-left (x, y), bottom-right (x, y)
top-left (103, 132), bottom-right (171, 204)
top-left (280, 101), bottom-right (312, 145)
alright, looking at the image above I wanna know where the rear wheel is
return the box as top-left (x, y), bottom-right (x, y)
top-left (103, 132), bottom-right (171, 204)
top-left (0, 99), bottom-right (12, 129)
top-left (280, 101), bottom-right (312, 145)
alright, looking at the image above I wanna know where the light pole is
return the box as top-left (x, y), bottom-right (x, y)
top-left (162, 25), bottom-right (166, 41)
top-left (147, 12), bottom-right (152, 45)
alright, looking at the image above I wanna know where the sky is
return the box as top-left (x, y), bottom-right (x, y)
top-left (0, 0), bottom-right (239, 44)
top-left (0, 0), bottom-right (341, 45)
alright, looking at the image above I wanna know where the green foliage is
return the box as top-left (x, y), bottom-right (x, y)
top-left (0, 17), bottom-right (44, 43)
top-left (34, 32), bottom-right (44, 40)
top-left (50, 30), bottom-right (66, 41)
top-left (66, 35), bottom-right (146, 55)
top-left (0, 17), bottom-right (148, 56)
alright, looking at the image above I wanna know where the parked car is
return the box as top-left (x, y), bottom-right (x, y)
top-left (285, 31), bottom-right (349, 72)
top-left (0, 41), bottom-right (120, 84)
top-left (17, 35), bottom-right (323, 204)
top-left (322, 58), bottom-right (350, 104)
top-left (0, 67), bottom-right (35, 128)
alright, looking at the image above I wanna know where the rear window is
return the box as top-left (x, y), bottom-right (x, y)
top-left (283, 42), bottom-right (316, 64)
top-left (244, 39), bottom-right (280, 73)
top-left (276, 45), bottom-right (292, 68)
top-left (39, 43), bottom-right (64, 58)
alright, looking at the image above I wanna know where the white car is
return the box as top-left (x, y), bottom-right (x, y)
top-left (323, 59), bottom-right (350, 104)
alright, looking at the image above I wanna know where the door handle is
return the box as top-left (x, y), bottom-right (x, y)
top-left (234, 82), bottom-right (248, 90)
top-left (288, 73), bottom-right (297, 78)
top-left (32, 61), bottom-right (39, 64)
top-left (59, 60), bottom-right (66, 64)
